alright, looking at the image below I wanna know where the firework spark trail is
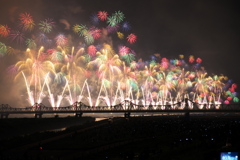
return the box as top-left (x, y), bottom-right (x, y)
top-left (37, 72), bottom-right (50, 104)
top-left (56, 77), bottom-right (69, 107)
top-left (21, 72), bottom-right (34, 105)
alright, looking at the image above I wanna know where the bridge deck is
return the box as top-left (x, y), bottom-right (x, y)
top-left (1, 103), bottom-right (240, 118)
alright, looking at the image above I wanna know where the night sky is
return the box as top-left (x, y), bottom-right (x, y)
top-left (0, 0), bottom-right (239, 105)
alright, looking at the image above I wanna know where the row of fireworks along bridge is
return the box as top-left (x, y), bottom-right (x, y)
top-left (0, 99), bottom-right (240, 118)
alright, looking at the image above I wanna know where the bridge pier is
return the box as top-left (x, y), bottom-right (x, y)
top-left (1, 113), bottom-right (9, 119)
top-left (75, 112), bottom-right (83, 118)
top-left (35, 113), bottom-right (43, 118)
top-left (124, 112), bottom-right (131, 118)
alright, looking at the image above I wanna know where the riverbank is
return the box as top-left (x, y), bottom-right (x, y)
top-left (0, 117), bottom-right (95, 140)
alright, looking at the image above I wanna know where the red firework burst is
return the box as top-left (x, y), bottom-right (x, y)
top-left (97, 11), bottom-right (108, 21)
top-left (127, 33), bottom-right (137, 44)
top-left (89, 27), bottom-right (102, 39)
top-left (19, 12), bottom-right (35, 31)
top-left (88, 45), bottom-right (97, 57)
top-left (0, 25), bottom-right (10, 37)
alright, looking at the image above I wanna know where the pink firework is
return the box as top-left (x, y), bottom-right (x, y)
top-left (119, 46), bottom-right (130, 56)
top-left (0, 25), bottom-right (10, 37)
top-left (87, 45), bottom-right (97, 57)
top-left (127, 33), bottom-right (137, 44)
top-left (161, 58), bottom-right (169, 69)
top-left (55, 34), bottom-right (68, 46)
top-left (89, 27), bottom-right (102, 39)
top-left (97, 11), bottom-right (108, 21)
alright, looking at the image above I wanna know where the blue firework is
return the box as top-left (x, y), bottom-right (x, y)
top-left (90, 14), bottom-right (100, 25)
top-left (122, 21), bottom-right (131, 31)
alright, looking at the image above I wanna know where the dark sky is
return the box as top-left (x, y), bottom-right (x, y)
top-left (0, 0), bottom-right (240, 104)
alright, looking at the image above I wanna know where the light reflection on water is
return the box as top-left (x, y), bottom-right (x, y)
top-left (45, 127), bottom-right (67, 132)
top-left (95, 118), bottom-right (107, 121)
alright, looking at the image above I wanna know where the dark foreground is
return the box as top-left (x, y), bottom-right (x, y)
top-left (0, 114), bottom-right (240, 160)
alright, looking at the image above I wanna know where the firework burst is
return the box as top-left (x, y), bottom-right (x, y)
top-left (0, 25), bottom-right (10, 37)
top-left (39, 18), bottom-right (55, 33)
top-left (19, 12), bottom-right (35, 31)
top-left (0, 10), bottom-right (238, 108)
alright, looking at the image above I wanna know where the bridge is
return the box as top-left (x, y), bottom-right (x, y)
top-left (1, 99), bottom-right (240, 118)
